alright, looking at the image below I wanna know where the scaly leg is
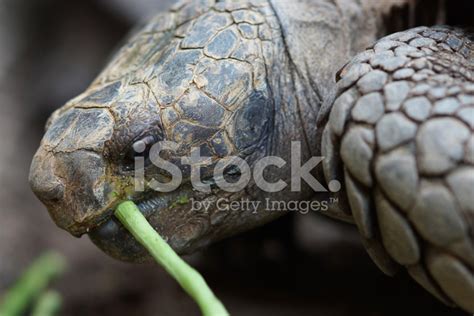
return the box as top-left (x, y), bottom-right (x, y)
top-left (319, 26), bottom-right (473, 312)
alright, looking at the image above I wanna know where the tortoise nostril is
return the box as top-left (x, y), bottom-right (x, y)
top-left (41, 182), bottom-right (64, 201)
top-left (29, 150), bottom-right (65, 203)
top-left (30, 174), bottom-right (65, 202)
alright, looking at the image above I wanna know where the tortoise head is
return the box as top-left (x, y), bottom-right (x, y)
top-left (29, 4), bottom-right (290, 262)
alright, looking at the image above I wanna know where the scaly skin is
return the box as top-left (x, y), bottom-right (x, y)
top-left (28, 0), bottom-right (473, 312)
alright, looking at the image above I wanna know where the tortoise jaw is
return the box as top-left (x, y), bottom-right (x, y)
top-left (87, 186), bottom-right (212, 262)
top-left (66, 209), bottom-right (115, 237)
top-left (88, 194), bottom-right (176, 262)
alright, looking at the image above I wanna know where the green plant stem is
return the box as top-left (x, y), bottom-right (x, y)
top-left (115, 201), bottom-right (229, 316)
top-left (31, 291), bottom-right (62, 316)
top-left (0, 252), bottom-right (66, 316)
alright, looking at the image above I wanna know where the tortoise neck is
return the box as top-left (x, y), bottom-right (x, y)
top-left (266, 0), bottom-right (411, 158)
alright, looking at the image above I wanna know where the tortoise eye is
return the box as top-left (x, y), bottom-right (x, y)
top-left (122, 135), bottom-right (156, 172)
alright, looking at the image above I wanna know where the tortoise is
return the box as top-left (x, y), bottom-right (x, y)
top-left (29, 0), bottom-right (473, 312)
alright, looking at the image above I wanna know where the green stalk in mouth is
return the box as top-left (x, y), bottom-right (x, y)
top-left (114, 201), bottom-right (229, 316)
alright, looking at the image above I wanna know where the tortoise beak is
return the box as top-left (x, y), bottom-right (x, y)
top-left (29, 147), bottom-right (115, 236)
top-left (29, 107), bottom-right (116, 236)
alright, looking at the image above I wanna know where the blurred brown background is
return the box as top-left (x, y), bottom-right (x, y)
top-left (0, 1), bottom-right (471, 315)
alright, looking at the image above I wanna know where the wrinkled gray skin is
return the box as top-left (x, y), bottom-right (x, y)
top-left (29, 0), bottom-right (474, 312)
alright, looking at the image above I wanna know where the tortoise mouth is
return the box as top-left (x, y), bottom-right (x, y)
top-left (87, 186), bottom-right (197, 262)
top-left (87, 194), bottom-right (170, 263)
